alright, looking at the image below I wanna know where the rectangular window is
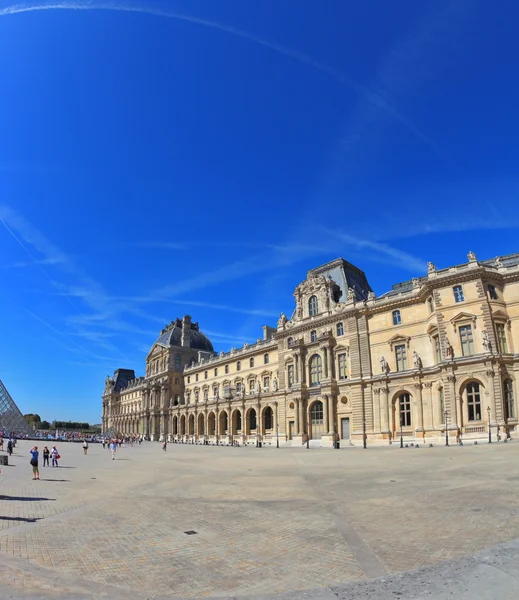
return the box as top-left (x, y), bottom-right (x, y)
top-left (488, 284), bottom-right (498, 300)
top-left (504, 380), bottom-right (515, 420)
top-left (433, 335), bottom-right (441, 363)
top-left (467, 383), bottom-right (481, 421)
top-left (263, 376), bottom-right (269, 390)
top-left (336, 322), bottom-right (344, 336)
top-left (338, 353), bottom-right (347, 380)
top-left (204, 371), bottom-right (208, 379)
top-left (187, 376), bottom-right (191, 384)
top-left (287, 364), bottom-right (294, 387)
top-left (392, 310), bottom-right (401, 325)
top-left (196, 374), bottom-right (199, 382)
top-left (249, 380), bottom-right (255, 393)
top-left (439, 388), bottom-right (445, 420)
top-left (453, 285), bottom-right (465, 303)
top-left (459, 325), bottom-right (474, 356)
top-left (496, 323), bottom-right (508, 353)
top-left (395, 344), bottom-right (407, 371)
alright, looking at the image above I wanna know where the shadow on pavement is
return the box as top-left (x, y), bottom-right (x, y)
top-left (0, 516), bottom-right (41, 523)
top-left (0, 495), bottom-right (55, 501)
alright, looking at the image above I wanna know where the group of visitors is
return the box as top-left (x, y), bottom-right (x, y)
top-left (28, 445), bottom-right (60, 480)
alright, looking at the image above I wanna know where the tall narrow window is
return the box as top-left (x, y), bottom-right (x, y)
top-left (225, 365), bottom-right (229, 374)
top-left (310, 330), bottom-right (317, 342)
top-left (187, 376), bottom-right (191, 384)
top-left (496, 323), bottom-right (508, 353)
top-left (310, 354), bottom-right (322, 387)
top-left (204, 371), bottom-right (208, 379)
top-left (287, 364), bottom-right (294, 387)
top-left (336, 322), bottom-right (344, 336)
top-left (213, 386), bottom-right (218, 398)
top-left (174, 355), bottom-right (181, 370)
top-left (264, 406), bottom-right (273, 430)
top-left (287, 337), bottom-right (293, 347)
top-left (399, 393), bottom-right (411, 427)
top-left (195, 373), bottom-right (199, 382)
top-left (249, 379), bottom-right (255, 393)
top-left (432, 334), bottom-right (441, 363)
top-left (264, 353), bottom-right (269, 364)
top-left (237, 361), bottom-right (241, 372)
top-left (250, 357), bottom-right (254, 368)
top-left (395, 344), bottom-right (407, 371)
top-left (427, 297), bottom-right (434, 313)
top-left (194, 391), bottom-right (198, 403)
top-left (504, 379), bottom-right (515, 420)
top-left (467, 382), bottom-right (481, 421)
top-left (263, 376), bottom-right (270, 390)
top-left (488, 284), bottom-right (498, 300)
top-left (392, 310), bottom-right (402, 325)
top-left (453, 285), bottom-right (465, 303)
top-left (459, 325), bottom-right (474, 356)
top-left (309, 295), bottom-right (318, 316)
top-left (338, 353), bottom-right (347, 380)
top-left (214, 368), bottom-right (218, 377)
top-left (204, 389), bottom-right (208, 401)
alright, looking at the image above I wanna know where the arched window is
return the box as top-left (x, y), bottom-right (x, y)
top-left (504, 380), bottom-right (515, 420)
top-left (236, 410), bottom-right (242, 431)
top-left (187, 376), bottom-right (191, 384)
top-left (249, 408), bottom-right (257, 430)
top-left (311, 401), bottom-right (324, 424)
top-left (467, 382), bottom-right (481, 421)
top-left (194, 391), bottom-right (199, 403)
top-left (264, 353), bottom-right (269, 364)
top-left (287, 337), bottom-right (293, 347)
top-left (336, 322), bottom-right (344, 336)
top-left (399, 393), bottom-right (411, 427)
top-left (204, 371), bottom-right (208, 379)
top-left (237, 361), bottom-right (241, 371)
top-left (174, 354), bottom-right (181, 370)
top-left (310, 354), bottom-right (322, 387)
top-left (213, 386), bottom-right (219, 398)
top-left (225, 365), bottom-right (229, 374)
top-left (250, 357), bottom-right (254, 368)
top-left (311, 330), bottom-right (317, 342)
top-left (309, 295), bottom-right (318, 316)
top-left (264, 407), bottom-right (273, 430)
top-left (203, 389), bottom-right (208, 401)
top-left (392, 310), bottom-right (401, 325)
top-left (214, 368), bottom-right (218, 376)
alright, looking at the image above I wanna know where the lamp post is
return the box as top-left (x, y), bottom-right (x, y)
top-left (306, 399), bottom-right (310, 449)
top-left (362, 413), bottom-right (367, 449)
top-left (276, 423), bottom-right (279, 449)
top-left (487, 406), bottom-right (492, 443)
top-left (444, 410), bottom-right (449, 446)
top-left (400, 418), bottom-right (404, 448)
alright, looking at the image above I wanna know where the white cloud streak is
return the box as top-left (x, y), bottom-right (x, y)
top-left (0, 0), bottom-right (429, 143)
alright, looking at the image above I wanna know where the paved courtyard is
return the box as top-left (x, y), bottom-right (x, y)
top-left (1, 440), bottom-right (519, 598)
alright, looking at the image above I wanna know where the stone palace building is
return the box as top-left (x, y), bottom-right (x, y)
top-left (102, 251), bottom-right (519, 446)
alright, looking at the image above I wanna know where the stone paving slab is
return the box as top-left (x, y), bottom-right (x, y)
top-left (1, 440), bottom-right (519, 597)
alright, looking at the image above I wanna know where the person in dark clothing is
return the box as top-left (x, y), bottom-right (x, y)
top-left (42, 446), bottom-right (50, 466)
top-left (7, 439), bottom-right (13, 456)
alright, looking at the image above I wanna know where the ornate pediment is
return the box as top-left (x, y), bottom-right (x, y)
top-left (491, 309), bottom-right (509, 321)
top-left (450, 311), bottom-right (477, 331)
top-left (387, 334), bottom-right (411, 349)
top-left (426, 322), bottom-right (439, 336)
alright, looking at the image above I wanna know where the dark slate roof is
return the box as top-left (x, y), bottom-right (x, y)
top-left (113, 369), bottom-right (136, 392)
top-left (155, 324), bottom-right (214, 352)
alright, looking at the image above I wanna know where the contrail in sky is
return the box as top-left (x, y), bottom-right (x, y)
top-left (0, 0), bottom-right (430, 143)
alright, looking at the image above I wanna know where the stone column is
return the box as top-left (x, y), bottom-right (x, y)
top-left (215, 401), bottom-right (220, 442)
top-left (322, 347), bottom-right (329, 378)
top-left (486, 369), bottom-right (497, 425)
top-left (323, 394), bottom-right (330, 433)
top-left (298, 398), bottom-right (304, 435)
top-left (381, 386), bottom-right (390, 435)
top-left (423, 382), bottom-right (433, 430)
top-left (257, 400), bottom-right (262, 442)
top-left (295, 398), bottom-right (300, 434)
top-left (373, 388), bottom-right (381, 434)
top-left (328, 395), bottom-right (335, 435)
top-left (241, 401), bottom-right (246, 444)
top-left (447, 374), bottom-right (457, 427)
top-left (414, 383), bottom-right (424, 433)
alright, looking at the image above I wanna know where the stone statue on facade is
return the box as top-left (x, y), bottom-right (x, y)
top-left (347, 287), bottom-right (356, 301)
top-left (443, 337), bottom-right (454, 359)
top-left (257, 380), bottom-right (261, 393)
top-left (277, 312), bottom-right (288, 329)
top-left (367, 291), bottom-right (376, 301)
top-left (380, 356), bottom-right (390, 374)
top-left (412, 277), bottom-right (421, 288)
top-left (427, 262), bottom-right (436, 274)
top-left (467, 250), bottom-right (477, 262)
top-left (495, 256), bottom-right (503, 267)
top-left (482, 330), bottom-right (492, 353)
top-left (413, 350), bottom-right (422, 369)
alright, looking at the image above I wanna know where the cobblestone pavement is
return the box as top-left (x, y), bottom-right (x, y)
top-left (1, 440), bottom-right (519, 597)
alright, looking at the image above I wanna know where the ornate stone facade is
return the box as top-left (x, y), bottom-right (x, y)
top-left (102, 253), bottom-right (519, 446)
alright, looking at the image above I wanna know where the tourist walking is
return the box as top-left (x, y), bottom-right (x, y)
top-left (83, 440), bottom-right (89, 455)
top-left (51, 445), bottom-right (60, 467)
top-left (7, 439), bottom-right (13, 456)
top-left (0, 437), bottom-right (3, 451)
top-left (30, 446), bottom-right (40, 480)
top-left (42, 446), bottom-right (50, 466)
top-left (109, 440), bottom-right (117, 460)
top-left (162, 440), bottom-right (167, 451)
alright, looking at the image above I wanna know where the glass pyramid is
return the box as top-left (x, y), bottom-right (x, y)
top-left (0, 379), bottom-right (35, 437)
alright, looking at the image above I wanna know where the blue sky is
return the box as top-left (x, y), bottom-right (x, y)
top-left (1, 0), bottom-right (519, 424)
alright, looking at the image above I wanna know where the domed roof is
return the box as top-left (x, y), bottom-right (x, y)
top-left (155, 316), bottom-right (214, 352)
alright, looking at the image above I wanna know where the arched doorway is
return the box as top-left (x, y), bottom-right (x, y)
top-left (197, 413), bottom-right (205, 436)
top-left (263, 406), bottom-right (274, 431)
top-left (247, 408), bottom-right (257, 434)
top-left (232, 409), bottom-right (242, 434)
top-left (219, 411), bottom-right (228, 435)
top-left (180, 415), bottom-right (186, 436)
top-left (392, 393), bottom-right (412, 434)
top-left (207, 412), bottom-right (216, 436)
top-left (310, 401), bottom-right (324, 439)
top-left (188, 414), bottom-right (195, 435)
top-left (172, 416), bottom-right (178, 436)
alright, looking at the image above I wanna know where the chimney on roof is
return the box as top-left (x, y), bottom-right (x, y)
top-left (181, 315), bottom-right (191, 347)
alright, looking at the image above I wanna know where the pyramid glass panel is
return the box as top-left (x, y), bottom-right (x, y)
top-left (0, 379), bottom-right (35, 437)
